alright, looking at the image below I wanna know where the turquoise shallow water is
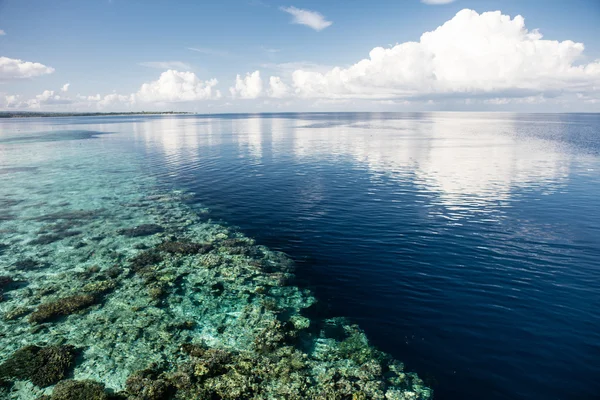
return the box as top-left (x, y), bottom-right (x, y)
top-left (1, 113), bottom-right (599, 400)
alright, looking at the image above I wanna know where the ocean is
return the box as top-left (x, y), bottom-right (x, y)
top-left (0, 112), bottom-right (598, 399)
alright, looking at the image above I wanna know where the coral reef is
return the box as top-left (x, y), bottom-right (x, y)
top-left (82, 280), bottom-right (117, 295)
top-left (3, 305), bottom-right (30, 321)
top-left (118, 224), bottom-right (164, 238)
top-left (29, 230), bottom-right (81, 245)
top-left (48, 379), bottom-right (109, 400)
top-left (0, 276), bottom-right (13, 288)
top-left (156, 240), bottom-right (212, 255)
top-left (29, 295), bottom-right (97, 324)
top-left (11, 258), bottom-right (48, 271)
top-left (0, 345), bottom-right (77, 387)
top-left (125, 367), bottom-right (174, 400)
top-left (31, 210), bottom-right (101, 222)
top-left (129, 250), bottom-right (164, 273)
top-left (0, 276), bottom-right (15, 303)
top-left (111, 332), bottom-right (431, 400)
top-left (0, 176), bottom-right (431, 399)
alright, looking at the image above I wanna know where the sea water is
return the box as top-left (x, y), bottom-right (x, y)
top-left (0, 113), bottom-right (599, 400)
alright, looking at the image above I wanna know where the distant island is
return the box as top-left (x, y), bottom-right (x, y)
top-left (0, 111), bottom-right (191, 118)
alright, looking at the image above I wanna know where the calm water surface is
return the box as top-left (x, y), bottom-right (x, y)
top-left (1, 113), bottom-right (599, 400)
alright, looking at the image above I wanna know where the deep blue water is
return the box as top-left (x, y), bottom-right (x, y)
top-left (143, 113), bottom-right (600, 400)
top-left (4, 112), bottom-right (600, 399)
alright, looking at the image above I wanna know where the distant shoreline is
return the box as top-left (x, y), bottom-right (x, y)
top-left (1, 111), bottom-right (598, 119)
top-left (0, 111), bottom-right (192, 118)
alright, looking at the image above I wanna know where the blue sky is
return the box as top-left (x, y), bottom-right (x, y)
top-left (1, 0), bottom-right (599, 112)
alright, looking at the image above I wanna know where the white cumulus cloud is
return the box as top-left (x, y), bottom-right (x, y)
top-left (135, 70), bottom-right (219, 103)
top-left (69, 93), bottom-right (133, 109)
top-left (268, 76), bottom-right (289, 98)
top-left (75, 94), bottom-right (100, 102)
top-left (98, 93), bottom-right (133, 108)
top-left (0, 30), bottom-right (6, 36)
top-left (287, 9), bottom-right (600, 100)
top-left (0, 56), bottom-right (55, 80)
top-left (280, 6), bottom-right (332, 31)
top-left (4, 95), bottom-right (21, 108)
top-left (230, 71), bottom-right (263, 99)
top-left (25, 90), bottom-right (72, 108)
top-left (3, 70), bottom-right (223, 111)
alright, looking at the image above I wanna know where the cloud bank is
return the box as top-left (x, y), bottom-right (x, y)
top-left (286, 9), bottom-right (600, 100)
top-left (3, 9), bottom-right (599, 111)
top-left (6, 90), bottom-right (72, 108)
top-left (280, 6), bottom-right (332, 31)
top-left (4, 70), bottom-right (220, 110)
top-left (0, 56), bottom-right (55, 80)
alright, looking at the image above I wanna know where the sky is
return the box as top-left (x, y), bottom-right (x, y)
top-left (1, 0), bottom-right (599, 113)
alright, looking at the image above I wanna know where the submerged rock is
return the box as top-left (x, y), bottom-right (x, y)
top-left (0, 345), bottom-right (78, 387)
top-left (29, 294), bottom-right (97, 323)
